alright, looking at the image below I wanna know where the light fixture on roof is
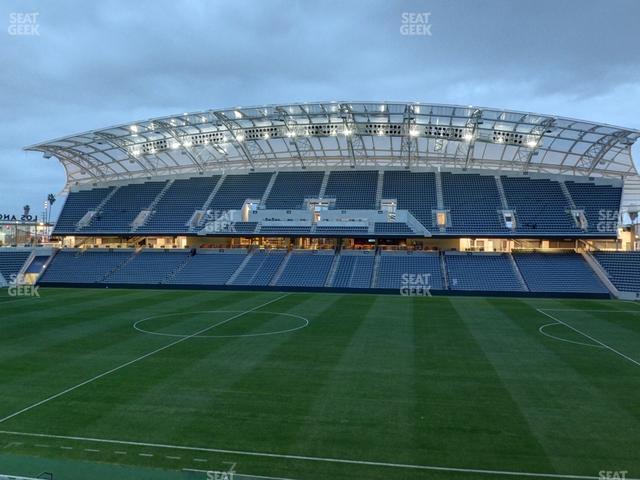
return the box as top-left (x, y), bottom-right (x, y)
top-left (236, 133), bottom-right (245, 142)
top-left (409, 128), bottom-right (420, 137)
top-left (377, 129), bottom-right (385, 136)
top-left (463, 132), bottom-right (474, 142)
top-left (526, 139), bottom-right (538, 148)
top-left (286, 131), bottom-right (297, 138)
top-left (234, 110), bottom-right (243, 119)
top-left (496, 137), bottom-right (504, 143)
top-left (263, 133), bottom-right (270, 139)
top-left (130, 125), bottom-right (138, 133)
top-left (343, 128), bottom-right (353, 136)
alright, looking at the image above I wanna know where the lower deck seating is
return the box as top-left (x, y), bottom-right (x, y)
top-left (39, 250), bottom-right (132, 284)
top-left (445, 253), bottom-right (524, 291)
top-left (231, 250), bottom-right (286, 286)
top-left (331, 253), bottom-right (375, 288)
top-left (0, 250), bottom-right (31, 283)
top-left (168, 251), bottom-right (247, 285)
top-left (376, 252), bottom-right (443, 290)
top-left (36, 248), bottom-right (619, 296)
top-left (593, 252), bottom-right (640, 292)
top-left (513, 253), bottom-right (607, 293)
top-left (104, 251), bottom-right (189, 284)
top-left (275, 251), bottom-right (334, 287)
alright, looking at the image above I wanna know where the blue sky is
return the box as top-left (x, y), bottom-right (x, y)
top-left (1, 0), bottom-right (639, 220)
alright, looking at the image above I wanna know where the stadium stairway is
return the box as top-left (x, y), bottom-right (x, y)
top-left (226, 249), bottom-right (256, 284)
top-left (324, 251), bottom-right (341, 287)
top-left (581, 250), bottom-right (621, 297)
top-left (269, 251), bottom-right (292, 286)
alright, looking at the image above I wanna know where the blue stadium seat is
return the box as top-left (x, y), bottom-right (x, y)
top-left (53, 187), bottom-right (114, 234)
top-left (265, 171), bottom-right (324, 209)
top-left (315, 225), bottom-right (369, 235)
top-left (209, 173), bottom-right (273, 210)
top-left (39, 250), bottom-right (132, 284)
top-left (445, 253), bottom-right (524, 291)
top-left (376, 252), bottom-right (443, 290)
top-left (275, 251), bottom-right (334, 287)
top-left (381, 171), bottom-right (438, 230)
top-left (168, 251), bottom-right (247, 285)
top-left (331, 252), bottom-right (374, 288)
top-left (232, 250), bottom-right (287, 286)
top-left (374, 223), bottom-right (413, 234)
top-left (104, 250), bottom-right (189, 284)
top-left (231, 222), bottom-right (259, 234)
top-left (593, 252), bottom-right (640, 292)
top-left (0, 250), bottom-right (31, 283)
top-left (260, 225), bottom-right (311, 235)
top-left (501, 177), bottom-right (581, 234)
top-left (84, 181), bottom-right (168, 233)
top-left (442, 173), bottom-right (508, 234)
top-left (513, 253), bottom-right (607, 293)
top-left (324, 171), bottom-right (378, 209)
top-left (565, 181), bottom-right (622, 235)
top-left (138, 176), bottom-right (220, 233)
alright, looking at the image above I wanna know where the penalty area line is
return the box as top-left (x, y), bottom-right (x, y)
top-left (0, 294), bottom-right (290, 425)
top-left (537, 308), bottom-right (640, 368)
top-left (0, 430), bottom-right (632, 480)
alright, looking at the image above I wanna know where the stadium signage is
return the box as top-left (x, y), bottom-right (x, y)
top-left (0, 213), bottom-right (38, 222)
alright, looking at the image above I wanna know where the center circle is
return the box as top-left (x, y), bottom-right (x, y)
top-left (133, 310), bottom-right (309, 338)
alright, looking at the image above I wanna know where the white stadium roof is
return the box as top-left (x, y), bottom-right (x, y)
top-left (26, 101), bottom-right (640, 189)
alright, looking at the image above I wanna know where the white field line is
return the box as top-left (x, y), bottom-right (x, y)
top-left (0, 429), bottom-right (634, 480)
top-left (540, 309), bottom-right (640, 313)
top-left (537, 308), bottom-right (640, 368)
top-left (0, 294), bottom-right (290, 424)
top-left (538, 323), bottom-right (604, 349)
top-left (183, 468), bottom-right (298, 480)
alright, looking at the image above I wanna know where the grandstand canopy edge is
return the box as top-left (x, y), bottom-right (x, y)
top-left (24, 101), bottom-right (640, 190)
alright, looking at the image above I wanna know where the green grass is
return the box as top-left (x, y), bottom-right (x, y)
top-left (0, 288), bottom-right (639, 480)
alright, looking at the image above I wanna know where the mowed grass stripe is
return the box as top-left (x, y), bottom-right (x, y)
top-left (67, 293), bottom-right (317, 441)
top-left (0, 290), bottom-right (283, 430)
top-left (1, 291), bottom-right (638, 480)
top-left (155, 294), bottom-right (378, 476)
top-left (411, 297), bottom-right (554, 473)
top-left (471, 298), bottom-right (640, 475)
top-left (0, 290), bottom-right (246, 391)
top-left (289, 295), bottom-right (415, 466)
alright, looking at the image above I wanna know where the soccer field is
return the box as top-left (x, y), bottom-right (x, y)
top-left (0, 288), bottom-right (639, 480)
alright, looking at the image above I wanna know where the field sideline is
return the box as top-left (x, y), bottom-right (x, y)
top-left (0, 288), bottom-right (638, 480)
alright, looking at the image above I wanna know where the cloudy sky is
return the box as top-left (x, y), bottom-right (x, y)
top-left (1, 0), bottom-right (639, 219)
